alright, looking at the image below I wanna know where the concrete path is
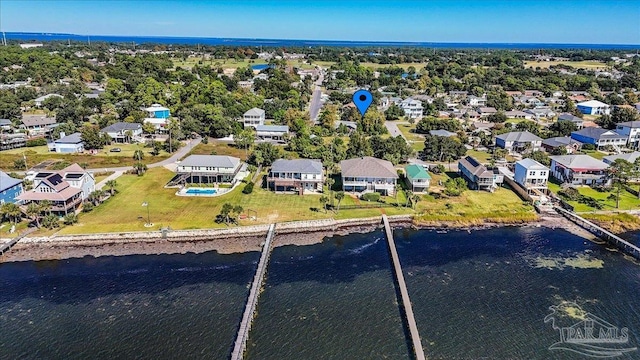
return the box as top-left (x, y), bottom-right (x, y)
top-left (95, 171), bottom-right (124, 191)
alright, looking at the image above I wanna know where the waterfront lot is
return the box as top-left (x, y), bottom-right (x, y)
top-left (548, 181), bottom-right (640, 212)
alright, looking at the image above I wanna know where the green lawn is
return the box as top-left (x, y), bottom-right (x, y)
top-left (524, 60), bottom-right (608, 70)
top-left (396, 123), bottom-right (425, 152)
top-left (466, 149), bottom-right (493, 163)
top-left (580, 150), bottom-right (607, 160)
top-left (549, 180), bottom-right (640, 212)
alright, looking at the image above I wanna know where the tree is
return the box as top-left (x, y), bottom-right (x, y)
top-left (234, 128), bottom-right (254, 157)
top-left (42, 214), bottom-right (60, 229)
top-left (596, 114), bottom-right (616, 130)
top-left (606, 159), bottom-right (634, 209)
top-left (105, 180), bottom-right (118, 196)
top-left (63, 213), bottom-right (78, 225)
top-left (80, 125), bottom-right (110, 150)
top-left (611, 107), bottom-right (639, 125)
top-left (0, 202), bottom-right (22, 225)
top-left (0, 90), bottom-right (21, 120)
top-left (405, 190), bottom-right (413, 207)
top-left (384, 104), bottom-right (405, 120)
top-left (421, 134), bottom-right (467, 162)
top-left (232, 205), bottom-right (244, 224)
top-left (334, 191), bottom-right (345, 213)
top-left (319, 104), bottom-right (338, 129)
top-left (319, 195), bottom-right (329, 213)
top-left (26, 202), bottom-right (41, 228)
top-left (249, 143), bottom-right (281, 166)
top-left (133, 149), bottom-right (145, 161)
top-left (142, 122), bottom-right (157, 135)
top-left (134, 162), bottom-right (148, 176)
top-left (358, 109), bottom-right (387, 135)
top-left (527, 151), bottom-right (551, 166)
top-left (487, 112), bottom-right (507, 123)
top-left (444, 178), bottom-right (468, 196)
top-left (411, 194), bottom-right (421, 210)
top-left (548, 120), bottom-right (578, 137)
top-left (415, 117), bottom-right (460, 134)
top-left (216, 203), bottom-right (234, 225)
top-left (486, 90), bottom-right (513, 111)
top-left (346, 131), bottom-right (373, 158)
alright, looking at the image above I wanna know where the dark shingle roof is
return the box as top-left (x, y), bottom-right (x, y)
top-left (55, 132), bottom-right (83, 144)
top-left (101, 122), bottom-right (141, 133)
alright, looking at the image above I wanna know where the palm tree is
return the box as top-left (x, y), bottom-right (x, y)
top-left (334, 191), bottom-right (345, 213)
top-left (26, 202), bottom-right (41, 228)
top-left (133, 149), bottom-right (145, 161)
top-left (134, 162), bottom-right (147, 176)
top-left (39, 200), bottom-right (52, 215)
top-left (0, 202), bottom-right (22, 224)
top-left (404, 190), bottom-right (413, 208)
top-left (319, 196), bottom-right (329, 213)
top-left (411, 194), bottom-right (421, 210)
top-left (105, 179), bottom-right (118, 196)
top-left (124, 129), bottom-right (134, 143)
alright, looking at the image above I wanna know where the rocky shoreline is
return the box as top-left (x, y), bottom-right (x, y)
top-left (0, 214), bottom-right (595, 263)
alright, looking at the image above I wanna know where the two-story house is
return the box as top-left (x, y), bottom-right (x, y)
top-left (101, 122), bottom-right (143, 143)
top-left (404, 164), bottom-right (431, 193)
top-left (143, 104), bottom-right (171, 132)
top-left (0, 171), bottom-right (23, 204)
top-left (268, 159), bottom-right (323, 194)
top-left (514, 158), bottom-right (549, 195)
top-left (458, 156), bottom-right (503, 192)
top-left (549, 155), bottom-right (610, 186)
top-left (21, 115), bottom-right (57, 135)
top-left (570, 128), bottom-right (627, 150)
top-left (242, 108), bottom-right (266, 128)
top-left (340, 157), bottom-right (398, 196)
top-left (495, 131), bottom-right (543, 153)
top-left (577, 100), bottom-right (611, 115)
top-left (17, 164), bottom-right (95, 214)
top-left (176, 155), bottom-right (246, 184)
top-left (399, 98), bottom-right (424, 119)
top-left (615, 121), bottom-right (640, 150)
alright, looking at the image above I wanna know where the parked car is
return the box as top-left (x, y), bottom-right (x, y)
top-left (110, 147), bottom-right (122, 152)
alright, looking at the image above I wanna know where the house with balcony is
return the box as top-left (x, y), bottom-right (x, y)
top-left (143, 104), bottom-right (171, 132)
top-left (458, 156), bottom-right (504, 192)
top-left (404, 164), bottom-right (431, 193)
top-left (514, 158), bottom-right (549, 195)
top-left (101, 122), bottom-right (142, 143)
top-left (256, 125), bottom-right (289, 142)
top-left (541, 136), bottom-right (583, 154)
top-left (242, 108), bottom-right (265, 128)
top-left (268, 159), bottom-right (323, 194)
top-left (340, 156), bottom-right (398, 196)
top-left (175, 155), bottom-right (246, 184)
top-left (577, 100), bottom-right (610, 115)
top-left (399, 98), bottom-right (424, 119)
top-left (477, 107), bottom-right (498, 117)
top-left (16, 164), bottom-right (95, 214)
top-left (549, 155), bottom-right (610, 186)
top-left (0, 133), bottom-right (27, 150)
top-left (21, 115), bottom-right (57, 135)
top-left (495, 131), bottom-right (542, 153)
top-left (615, 121), bottom-right (640, 150)
top-left (0, 171), bottom-right (23, 204)
top-left (570, 128), bottom-right (627, 150)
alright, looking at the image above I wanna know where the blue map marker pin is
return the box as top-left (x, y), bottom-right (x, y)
top-left (353, 89), bottom-right (373, 118)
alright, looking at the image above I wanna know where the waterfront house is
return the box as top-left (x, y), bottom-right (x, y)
top-left (50, 132), bottom-right (84, 153)
top-left (33, 93), bottom-right (62, 107)
top-left (0, 171), bottom-right (24, 204)
top-left (615, 121), bottom-right (640, 150)
top-left (242, 108), bottom-right (266, 128)
top-left (21, 115), bottom-right (57, 135)
top-left (570, 128), bottom-right (627, 150)
top-left (495, 131), bottom-right (542, 153)
top-left (577, 100), bottom-right (610, 115)
top-left (514, 158), bottom-right (549, 195)
top-left (458, 156), bottom-right (503, 192)
top-left (549, 155), bottom-right (610, 186)
top-left (399, 98), bottom-right (424, 119)
top-left (176, 155), bottom-right (246, 184)
top-left (16, 164), bottom-right (95, 214)
top-left (267, 159), bottom-right (323, 194)
top-left (541, 136), bottom-right (583, 154)
top-left (256, 125), bottom-right (289, 142)
top-left (100, 122), bottom-right (142, 143)
top-left (404, 164), bottom-right (431, 193)
top-left (340, 157), bottom-right (398, 196)
top-left (603, 151), bottom-right (640, 166)
top-left (0, 133), bottom-right (27, 151)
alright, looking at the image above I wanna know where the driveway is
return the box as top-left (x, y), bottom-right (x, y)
top-left (309, 72), bottom-right (325, 123)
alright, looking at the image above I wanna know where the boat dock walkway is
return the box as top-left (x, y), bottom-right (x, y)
top-left (230, 223), bottom-right (276, 360)
top-left (555, 207), bottom-right (640, 260)
top-left (0, 228), bottom-right (35, 257)
top-left (382, 215), bottom-right (426, 360)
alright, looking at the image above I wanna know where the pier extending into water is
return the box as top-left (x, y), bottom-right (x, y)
top-left (382, 215), bottom-right (426, 360)
top-left (555, 207), bottom-right (640, 260)
top-left (0, 229), bottom-right (34, 257)
top-left (230, 223), bottom-right (276, 360)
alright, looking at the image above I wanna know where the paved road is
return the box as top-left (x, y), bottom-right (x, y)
top-left (384, 121), bottom-right (406, 139)
top-left (309, 71), bottom-right (325, 123)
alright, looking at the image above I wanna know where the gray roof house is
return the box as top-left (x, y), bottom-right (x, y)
top-left (21, 115), bottom-right (57, 131)
top-left (50, 132), bottom-right (84, 153)
top-left (495, 131), bottom-right (543, 152)
top-left (340, 156), bottom-right (398, 196)
top-left (242, 108), bottom-right (265, 128)
top-left (101, 122), bottom-right (142, 142)
top-left (429, 129), bottom-right (457, 137)
top-left (256, 125), bottom-right (289, 142)
top-left (176, 155), bottom-right (245, 184)
top-left (549, 154), bottom-right (610, 186)
top-left (268, 159), bottom-right (324, 194)
top-left (541, 136), bottom-right (583, 154)
top-left (603, 151), bottom-right (640, 165)
top-left (458, 156), bottom-right (503, 192)
top-left (570, 128), bottom-right (627, 150)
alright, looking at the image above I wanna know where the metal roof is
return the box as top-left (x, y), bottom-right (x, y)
top-left (271, 159), bottom-right (323, 174)
top-left (603, 151), bottom-right (640, 164)
top-left (550, 155), bottom-right (609, 170)
top-left (405, 164), bottom-right (431, 180)
top-left (516, 158), bottom-right (548, 170)
top-left (571, 128), bottom-right (626, 140)
top-left (0, 171), bottom-right (23, 192)
top-left (179, 155), bottom-right (241, 169)
top-left (256, 125), bottom-right (289, 133)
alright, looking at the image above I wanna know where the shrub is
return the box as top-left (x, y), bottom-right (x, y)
top-left (558, 187), bottom-right (581, 201)
top-left (242, 182), bottom-right (254, 194)
top-left (582, 143), bottom-right (596, 151)
top-left (42, 214), bottom-right (60, 229)
top-left (26, 138), bottom-right (47, 147)
top-left (361, 192), bottom-right (381, 202)
top-left (82, 203), bottom-right (95, 212)
top-left (444, 178), bottom-right (468, 196)
top-left (63, 213), bottom-right (78, 225)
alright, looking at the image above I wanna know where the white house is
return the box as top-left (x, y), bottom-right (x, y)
top-left (467, 95), bottom-right (487, 106)
top-left (495, 131), bottom-right (543, 153)
top-left (577, 100), bottom-right (611, 115)
top-left (340, 156), bottom-right (398, 196)
top-left (549, 155), bottom-right (610, 186)
top-left (399, 98), bottom-right (424, 119)
top-left (176, 155), bottom-right (246, 184)
top-left (50, 132), bottom-right (84, 153)
top-left (256, 125), bottom-right (289, 142)
top-left (34, 94), bottom-right (63, 107)
top-left (242, 108), bottom-right (266, 128)
top-left (101, 122), bottom-right (142, 143)
top-left (267, 159), bottom-right (324, 194)
top-left (615, 121), bottom-right (640, 150)
top-left (514, 158), bottom-right (549, 195)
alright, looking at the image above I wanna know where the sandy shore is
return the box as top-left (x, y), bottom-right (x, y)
top-left (0, 214), bottom-right (595, 263)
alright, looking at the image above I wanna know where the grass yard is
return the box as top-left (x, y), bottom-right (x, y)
top-left (0, 150), bottom-right (170, 172)
top-left (396, 122), bottom-right (425, 152)
top-left (549, 179), bottom-right (640, 212)
top-left (188, 141), bottom-right (249, 160)
top-left (580, 150), bottom-right (608, 160)
top-left (466, 149), bottom-right (493, 164)
top-left (524, 60), bottom-right (608, 70)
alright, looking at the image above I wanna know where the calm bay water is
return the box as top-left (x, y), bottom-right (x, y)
top-left (1, 227), bottom-right (639, 359)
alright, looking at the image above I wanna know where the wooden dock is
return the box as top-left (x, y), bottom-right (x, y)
top-left (382, 215), bottom-right (426, 360)
top-left (230, 223), bottom-right (276, 360)
top-left (0, 229), bottom-right (34, 257)
top-left (555, 207), bottom-right (640, 260)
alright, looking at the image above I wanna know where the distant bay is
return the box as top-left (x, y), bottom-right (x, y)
top-left (4, 32), bottom-right (640, 49)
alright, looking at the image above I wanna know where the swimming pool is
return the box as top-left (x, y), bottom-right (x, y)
top-left (185, 188), bottom-right (217, 195)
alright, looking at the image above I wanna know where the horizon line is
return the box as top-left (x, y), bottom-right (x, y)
top-left (3, 31), bottom-right (640, 47)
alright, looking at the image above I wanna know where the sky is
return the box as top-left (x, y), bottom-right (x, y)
top-left (1, 0), bottom-right (639, 44)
